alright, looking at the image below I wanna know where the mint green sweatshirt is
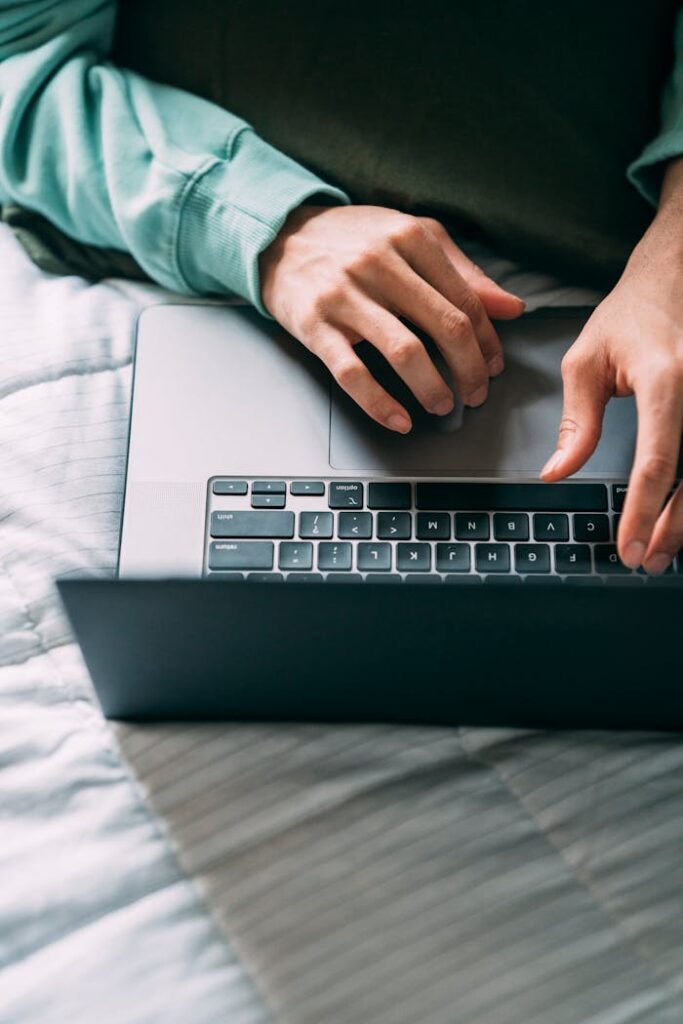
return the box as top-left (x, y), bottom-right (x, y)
top-left (0, 1), bottom-right (682, 313)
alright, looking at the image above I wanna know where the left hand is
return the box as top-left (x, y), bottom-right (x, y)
top-left (540, 248), bottom-right (683, 575)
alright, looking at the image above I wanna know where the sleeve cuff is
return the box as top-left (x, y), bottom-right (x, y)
top-left (175, 127), bottom-right (350, 316)
top-left (627, 132), bottom-right (683, 207)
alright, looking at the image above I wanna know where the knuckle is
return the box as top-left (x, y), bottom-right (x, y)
top-left (345, 243), bottom-right (384, 278)
top-left (389, 336), bottom-right (422, 368)
top-left (420, 216), bottom-right (444, 236)
top-left (558, 416), bottom-right (582, 438)
top-left (460, 374), bottom-right (488, 398)
top-left (459, 289), bottom-right (484, 323)
top-left (638, 452), bottom-right (676, 486)
top-left (390, 216), bottom-right (426, 247)
top-left (300, 290), bottom-right (337, 332)
top-left (560, 349), bottom-right (585, 378)
top-left (440, 306), bottom-right (468, 339)
top-left (366, 398), bottom-right (394, 423)
top-left (425, 387), bottom-right (451, 408)
top-left (333, 357), bottom-right (363, 391)
top-left (647, 354), bottom-right (678, 383)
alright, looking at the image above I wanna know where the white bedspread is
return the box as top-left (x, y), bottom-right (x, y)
top-left (2, 218), bottom-right (683, 1024)
top-left (0, 225), bottom-right (269, 1024)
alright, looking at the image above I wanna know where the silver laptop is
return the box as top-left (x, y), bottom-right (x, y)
top-left (117, 302), bottom-right (668, 584)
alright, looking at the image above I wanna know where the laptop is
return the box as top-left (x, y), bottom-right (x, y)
top-left (58, 303), bottom-right (683, 727)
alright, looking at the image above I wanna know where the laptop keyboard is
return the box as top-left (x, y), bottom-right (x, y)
top-left (205, 479), bottom-right (681, 582)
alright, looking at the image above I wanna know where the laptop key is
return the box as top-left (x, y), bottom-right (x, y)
top-left (290, 480), bottom-right (325, 496)
top-left (299, 511), bottom-right (333, 538)
top-left (318, 542), bottom-right (352, 570)
top-left (357, 543), bottom-right (392, 571)
top-left (287, 572), bottom-right (323, 582)
top-left (417, 512), bottom-right (450, 539)
top-left (435, 543), bottom-right (470, 572)
top-left (209, 541), bottom-right (273, 570)
top-left (611, 484), bottom-right (627, 511)
top-left (493, 513), bottom-right (529, 541)
top-left (555, 544), bottom-right (591, 574)
top-left (455, 512), bottom-right (489, 540)
top-left (397, 543), bottom-right (431, 571)
top-left (338, 511), bottom-right (373, 539)
top-left (515, 543), bottom-right (551, 573)
top-left (594, 544), bottom-right (631, 574)
top-left (325, 573), bottom-right (363, 583)
top-left (211, 510), bottom-right (294, 538)
top-left (377, 511), bottom-right (411, 539)
top-left (251, 493), bottom-right (286, 508)
top-left (475, 543), bottom-right (510, 572)
top-left (252, 480), bottom-right (286, 494)
top-left (247, 572), bottom-right (283, 582)
top-left (405, 574), bottom-right (442, 583)
top-left (417, 482), bottom-right (607, 511)
top-left (533, 513), bottom-right (569, 541)
top-left (368, 482), bottom-right (411, 510)
top-left (212, 479), bottom-right (248, 495)
top-left (573, 514), bottom-right (609, 542)
top-left (366, 573), bottom-right (402, 583)
top-left (279, 542), bottom-right (313, 571)
top-left (329, 481), bottom-right (364, 508)
top-left (445, 575), bottom-right (483, 584)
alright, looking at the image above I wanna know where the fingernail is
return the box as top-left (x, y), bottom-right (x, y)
top-left (466, 386), bottom-right (488, 407)
top-left (488, 355), bottom-right (504, 377)
top-left (622, 540), bottom-right (646, 569)
top-left (388, 413), bottom-right (412, 433)
top-left (433, 398), bottom-right (455, 416)
top-left (541, 451), bottom-right (563, 477)
top-left (643, 552), bottom-right (670, 576)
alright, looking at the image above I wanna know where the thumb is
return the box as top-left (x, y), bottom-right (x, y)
top-left (541, 349), bottom-right (608, 480)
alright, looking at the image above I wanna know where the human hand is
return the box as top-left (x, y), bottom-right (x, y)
top-left (259, 205), bottom-right (524, 433)
top-left (541, 236), bottom-right (683, 574)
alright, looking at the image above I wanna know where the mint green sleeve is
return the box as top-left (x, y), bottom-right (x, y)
top-left (628, 8), bottom-right (683, 205)
top-left (0, 1), bottom-right (349, 313)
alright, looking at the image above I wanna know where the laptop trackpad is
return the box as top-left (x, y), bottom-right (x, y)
top-left (330, 309), bottom-right (638, 478)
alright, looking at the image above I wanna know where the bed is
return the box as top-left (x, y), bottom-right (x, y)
top-left (1, 220), bottom-right (682, 1024)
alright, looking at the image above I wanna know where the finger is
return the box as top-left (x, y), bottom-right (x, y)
top-left (346, 297), bottom-right (456, 415)
top-left (420, 218), bottom-right (526, 320)
top-left (380, 257), bottom-right (491, 405)
top-left (642, 482), bottom-right (683, 575)
top-left (313, 325), bottom-right (413, 433)
top-left (395, 224), bottom-right (505, 375)
top-left (540, 346), bottom-right (609, 480)
top-left (618, 379), bottom-right (683, 568)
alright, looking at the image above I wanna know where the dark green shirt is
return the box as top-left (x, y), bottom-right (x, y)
top-left (114, 0), bottom-right (681, 288)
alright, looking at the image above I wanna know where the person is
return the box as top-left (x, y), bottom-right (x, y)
top-left (1, 1), bottom-right (682, 575)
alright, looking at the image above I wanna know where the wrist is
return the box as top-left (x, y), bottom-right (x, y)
top-left (627, 157), bottom-right (683, 278)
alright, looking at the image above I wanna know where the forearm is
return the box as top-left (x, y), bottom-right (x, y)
top-left (0, 0), bottom-right (348, 310)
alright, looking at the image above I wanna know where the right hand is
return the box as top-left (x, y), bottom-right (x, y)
top-left (259, 205), bottom-right (525, 433)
